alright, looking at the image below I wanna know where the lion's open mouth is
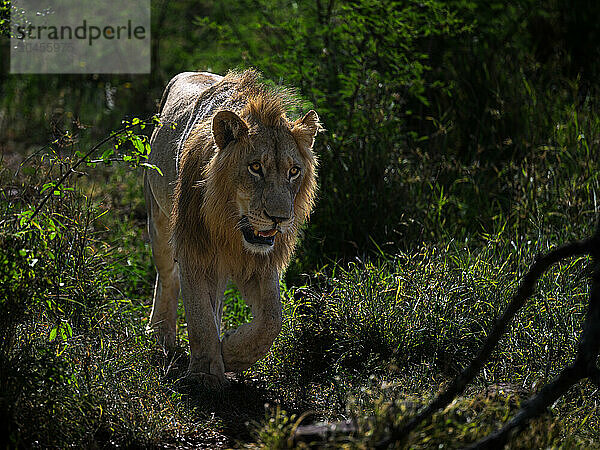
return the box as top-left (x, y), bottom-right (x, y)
top-left (240, 216), bottom-right (277, 247)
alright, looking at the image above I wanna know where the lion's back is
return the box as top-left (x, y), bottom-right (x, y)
top-left (147, 72), bottom-right (224, 216)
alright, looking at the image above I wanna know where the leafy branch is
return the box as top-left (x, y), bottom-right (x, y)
top-left (23, 116), bottom-right (161, 226)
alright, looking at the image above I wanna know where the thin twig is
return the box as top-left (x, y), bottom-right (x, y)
top-left (589, 367), bottom-right (600, 388)
top-left (15, 142), bottom-right (52, 176)
top-left (26, 118), bottom-right (154, 225)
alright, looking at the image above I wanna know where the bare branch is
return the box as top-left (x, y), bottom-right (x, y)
top-left (467, 364), bottom-right (585, 449)
top-left (289, 222), bottom-right (600, 449)
top-left (589, 366), bottom-right (600, 388)
top-left (377, 237), bottom-right (593, 447)
top-left (467, 226), bottom-right (600, 448)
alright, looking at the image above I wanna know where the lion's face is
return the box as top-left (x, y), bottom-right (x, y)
top-left (211, 109), bottom-right (319, 255)
top-left (235, 129), bottom-right (305, 253)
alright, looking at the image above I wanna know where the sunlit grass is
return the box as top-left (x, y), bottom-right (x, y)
top-left (2, 143), bottom-right (599, 447)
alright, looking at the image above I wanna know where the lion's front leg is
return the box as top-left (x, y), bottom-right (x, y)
top-left (179, 267), bottom-right (227, 388)
top-left (222, 272), bottom-right (282, 372)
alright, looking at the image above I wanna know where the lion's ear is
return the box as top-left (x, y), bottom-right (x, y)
top-left (292, 110), bottom-right (321, 149)
top-left (212, 110), bottom-right (249, 150)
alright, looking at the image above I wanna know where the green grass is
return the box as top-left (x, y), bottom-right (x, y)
top-left (2, 150), bottom-right (598, 448)
top-left (3, 6), bottom-right (600, 441)
top-left (254, 242), bottom-right (598, 447)
top-left (3, 0), bottom-right (600, 446)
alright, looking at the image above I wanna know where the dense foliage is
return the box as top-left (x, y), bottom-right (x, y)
top-left (1, 0), bottom-right (599, 447)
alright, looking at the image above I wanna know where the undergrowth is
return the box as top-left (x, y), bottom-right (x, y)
top-left (2, 108), bottom-right (599, 447)
top-left (253, 241), bottom-right (598, 447)
top-left (2, 1), bottom-right (600, 445)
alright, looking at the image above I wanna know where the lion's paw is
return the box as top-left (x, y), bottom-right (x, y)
top-left (187, 354), bottom-right (228, 390)
top-left (186, 370), bottom-right (230, 390)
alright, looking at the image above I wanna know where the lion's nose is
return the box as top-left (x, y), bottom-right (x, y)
top-left (264, 210), bottom-right (289, 224)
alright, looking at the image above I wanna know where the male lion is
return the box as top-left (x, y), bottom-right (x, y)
top-left (144, 70), bottom-right (319, 387)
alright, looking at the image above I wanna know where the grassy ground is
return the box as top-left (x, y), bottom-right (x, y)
top-left (2, 1), bottom-right (600, 447)
top-left (1, 135), bottom-right (599, 448)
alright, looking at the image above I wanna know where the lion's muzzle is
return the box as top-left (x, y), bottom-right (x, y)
top-left (240, 216), bottom-right (278, 247)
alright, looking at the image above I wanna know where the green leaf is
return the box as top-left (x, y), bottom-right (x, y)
top-left (101, 147), bottom-right (115, 161)
top-left (49, 327), bottom-right (58, 342)
top-left (140, 162), bottom-right (163, 175)
top-left (40, 182), bottom-right (56, 194)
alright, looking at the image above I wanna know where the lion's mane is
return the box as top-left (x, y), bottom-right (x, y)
top-left (171, 70), bottom-right (318, 280)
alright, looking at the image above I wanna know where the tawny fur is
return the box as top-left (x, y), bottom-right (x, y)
top-left (172, 70), bottom-right (319, 280)
top-left (145, 69), bottom-right (320, 387)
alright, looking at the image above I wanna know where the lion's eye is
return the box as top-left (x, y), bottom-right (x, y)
top-left (289, 166), bottom-right (300, 180)
top-left (248, 162), bottom-right (263, 176)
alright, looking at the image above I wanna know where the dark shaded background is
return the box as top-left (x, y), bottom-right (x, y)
top-left (1, 0), bottom-right (599, 273)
